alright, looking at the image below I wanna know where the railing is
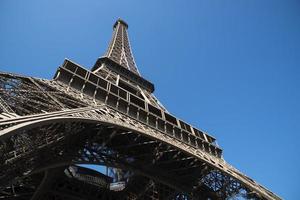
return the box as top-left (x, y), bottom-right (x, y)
top-left (54, 59), bottom-right (222, 158)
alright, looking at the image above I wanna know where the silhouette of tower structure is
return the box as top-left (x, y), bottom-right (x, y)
top-left (0, 19), bottom-right (280, 200)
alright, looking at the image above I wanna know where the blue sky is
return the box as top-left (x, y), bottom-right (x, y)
top-left (1, 0), bottom-right (299, 199)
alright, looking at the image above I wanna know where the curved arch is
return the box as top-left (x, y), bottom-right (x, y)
top-left (1, 117), bottom-right (191, 192)
top-left (0, 116), bottom-right (115, 140)
top-left (0, 115), bottom-right (278, 200)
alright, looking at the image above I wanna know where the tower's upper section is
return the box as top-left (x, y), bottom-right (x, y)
top-left (91, 18), bottom-right (154, 92)
top-left (104, 18), bottom-right (140, 75)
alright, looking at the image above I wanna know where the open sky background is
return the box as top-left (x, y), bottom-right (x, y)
top-left (1, 0), bottom-right (299, 199)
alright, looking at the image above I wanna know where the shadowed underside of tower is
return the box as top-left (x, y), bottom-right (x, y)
top-left (0, 19), bottom-right (280, 200)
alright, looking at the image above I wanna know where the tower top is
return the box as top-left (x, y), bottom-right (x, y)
top-left (92, 19), bottom-right (154, 92)
top-left (113, 18), bottom-right (128, 29)
top-left (102, 18), bottom-right (140, 75)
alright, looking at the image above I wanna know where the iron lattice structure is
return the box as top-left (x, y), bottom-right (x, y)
top-left (0, 19), bottom-right (280, 200)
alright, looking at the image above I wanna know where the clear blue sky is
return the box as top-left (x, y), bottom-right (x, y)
top-left (1, 1), bottom-right (299, 199)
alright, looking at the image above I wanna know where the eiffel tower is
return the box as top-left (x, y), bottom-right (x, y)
top-left (0, 19), bottom-right (280, 200)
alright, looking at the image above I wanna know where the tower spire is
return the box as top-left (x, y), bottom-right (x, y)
top-left (105, 18), bottom-right (140, 75)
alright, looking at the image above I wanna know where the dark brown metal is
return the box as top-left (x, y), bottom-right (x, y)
top-left (0, 19), bottom-right (280, 200)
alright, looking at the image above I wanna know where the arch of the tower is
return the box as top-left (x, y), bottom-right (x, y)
top-left (0, 117), bottom-right (266, 200)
